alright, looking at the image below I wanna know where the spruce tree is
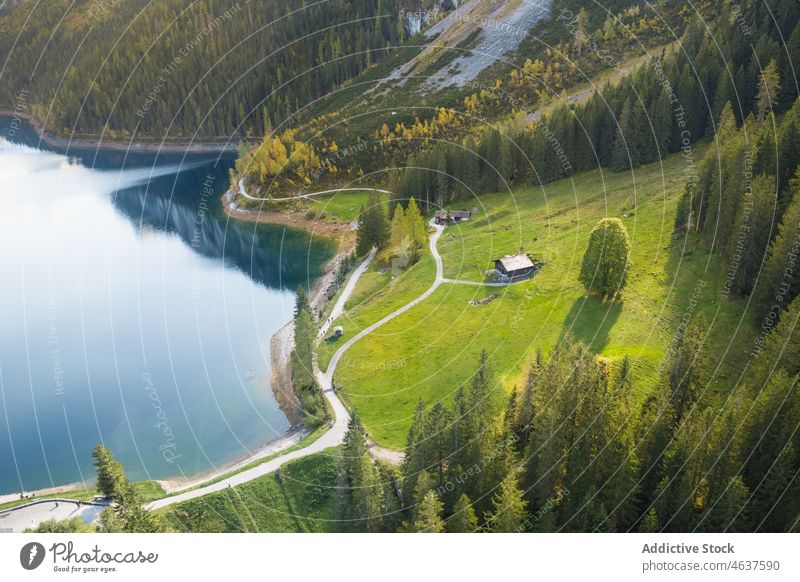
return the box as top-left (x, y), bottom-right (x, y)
top-left (390, 203), bottom-right (408, 255)
top-left (338, 413), bottom-right (383, 532)
top-left (700, 476), bottom-right (750, 533)
top-left (485, 472), bottom-right (529, 532)
top-left (569, 489), bottom-right (615, 532)
top-left (412, 490), bottom-right (445, 533)
top-left (762, 174), bottom-right (800, 308)
top-left (653, 434), bottom-right (693, 532)
top-left (727, 174), bottom-right (777, 295)
top-left (639, 507), bottom-right (661, 532)
top-left (97, 480), bottom-right (165, 533)
top-left (667, 315), bottom-right (707, 422)
top-left (612, 99), bottom-right (635, 171)
top-left (579, 218), bottom-right (631, 298)
top-left (448, 493), bottom-right (479, 532)
top-left (756, 59), bottom-right (781, 121)
top-left (92, 444), bottom-right (126, 499)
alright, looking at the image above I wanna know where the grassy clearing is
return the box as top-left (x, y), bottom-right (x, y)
top-left (306, 189), bottom-right (371, 223)
top-left (345, 269), bottom-right (392, 311)
top-left (160, 450), bottom-right (338, 532)
top-left (324, 149), bottom-right (756, 449)
top-left (316, 251), bottom-right (438, 372)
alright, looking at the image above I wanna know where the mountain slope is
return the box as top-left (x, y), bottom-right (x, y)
top-left (0, 0), bottom-right (434, 139)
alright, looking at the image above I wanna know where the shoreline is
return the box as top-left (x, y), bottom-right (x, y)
top-left (222, 186), bottom-right (357, 436)
top-left (155, 426), bottom-right (309, 494)
top-left (0, 482), bottom-right (89, 506)
top-left (0, 427), bottom-right (311, 502)
top-left (0, 109), bottom-right (248, 153)
top-left (1, 177), bottom-right (357, 503)
top-left (221, 188), bottom-right (358, 245)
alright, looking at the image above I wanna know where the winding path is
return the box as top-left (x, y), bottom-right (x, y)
top-left (238, 179), bottom-right (391, 203)
top-left (147, 212), bottom-right (522, 510)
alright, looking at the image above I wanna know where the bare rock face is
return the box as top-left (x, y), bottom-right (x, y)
top-left (394, 0), bottom-right (553, 92)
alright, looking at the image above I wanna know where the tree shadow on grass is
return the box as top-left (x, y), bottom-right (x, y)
top-left (558, 295), bottom-right (623, 353)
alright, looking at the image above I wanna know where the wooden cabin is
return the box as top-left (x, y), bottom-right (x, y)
top-left (434, 209), bottom-right (473, 225)
top-left (495, 254), bottom-right (536, 279)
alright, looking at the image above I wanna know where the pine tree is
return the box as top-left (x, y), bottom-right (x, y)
top-left (412, 490), bottom-right (445, 532)
top-left (727, 174), bottom-right (777, 295)
top-left (756, 59), bottom-right (781, 120)
top-left (92, 444), bottom-right (126, 499)
top-left (447, 493), bottom-right (479, 532)
top-left (612, 99), bottom-right (636, 171)
top-left (761, 173), bottom-right (800, 308)
top-left (639, 507), bottom-right (661, 532)
top-left (485, 472), bottom-right (529, 532)
top-left (338, 413), bottom-right (383, 532)
top-left (97, 481), bottom-right (165, 532)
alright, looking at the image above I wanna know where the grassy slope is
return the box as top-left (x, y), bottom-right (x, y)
top-left (307, 189), bottom-right (372, 223)
top-left (323, 149), bottom-right (756, 448)
top-left (317, 252), bottom-right (438, 372)
top-left (160, 451), bottom-right (338, 533)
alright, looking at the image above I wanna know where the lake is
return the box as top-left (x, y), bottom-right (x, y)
top-left (0, 119), bottom-right (333, 494)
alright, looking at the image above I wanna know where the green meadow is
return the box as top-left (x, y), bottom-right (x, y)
top-left (160, 451), bottom-right (338, 533)
top-left (315, 149), bottom-right (756, 449)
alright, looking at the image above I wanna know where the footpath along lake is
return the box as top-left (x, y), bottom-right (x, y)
top-left (0, 118), bottom-right (333, 495)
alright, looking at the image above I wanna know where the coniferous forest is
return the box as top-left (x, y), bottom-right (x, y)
top-left (0, 0), bottom-right (426, 138)
top-left (3, 0), bottom-right (800, 542)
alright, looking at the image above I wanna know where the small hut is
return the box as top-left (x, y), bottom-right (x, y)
top-left (434, 209), bottom-right (473, 225)
top-left (495, 254), bottom-right (536, 279)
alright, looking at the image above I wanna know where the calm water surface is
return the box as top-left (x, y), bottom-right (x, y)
top-left (0, 124), bottom-right (332, 494)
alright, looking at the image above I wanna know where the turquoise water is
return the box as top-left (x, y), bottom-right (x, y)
top-left (0, 126), bottom-right (332, 494)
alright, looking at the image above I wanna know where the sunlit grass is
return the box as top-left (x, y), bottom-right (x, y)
top-left (321, 149), bottom-right (755, 448)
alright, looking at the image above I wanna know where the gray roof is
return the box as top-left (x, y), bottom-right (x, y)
top-left (449, 210), bottom-right (472, 219)
top-left (436, 209), bottom-right (472, 219)
top-left (497, 254), bottom-right (534, 271)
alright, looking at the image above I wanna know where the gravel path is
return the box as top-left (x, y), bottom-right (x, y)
top-left (148, 249), bottom-right (377, 512)
top-left (148, 217), bottom-right (533, 510)
top-left (0, 500), bottom-right (107, 533)
top-left (120, 207), bottom-right (540, 512)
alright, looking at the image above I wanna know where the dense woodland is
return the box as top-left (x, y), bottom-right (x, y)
top-left (335, 306), bottom-right (800, 532)
top-left (332, 1), bottom-right (800, 533)
top-left (392, 1), bottom-right (800, 203)
top-left (12, 0), bottom-right (800, 533)
top-left (0, 0), bottom-right (429, 138)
